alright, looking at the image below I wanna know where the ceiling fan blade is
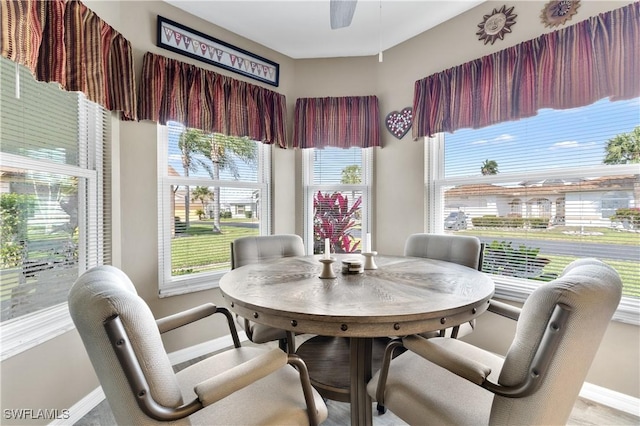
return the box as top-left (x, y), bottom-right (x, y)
top-left (330, 0), bottom-right (357, 29)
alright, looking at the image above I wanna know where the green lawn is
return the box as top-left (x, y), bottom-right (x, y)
top-left (171, 219), bottom-right (258, 275)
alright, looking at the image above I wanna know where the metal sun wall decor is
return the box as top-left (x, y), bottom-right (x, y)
top-left (476, 5), bottom-right (518, 45)
top-left (156, 16), bottom-right (279, 86)
top-left (540, 0), bottom-right (581, 28)
top-left (385, 107), bottom-right (413, 139)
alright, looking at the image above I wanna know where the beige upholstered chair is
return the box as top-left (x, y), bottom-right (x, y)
top-left (69, 265), bottom-right (327, 425)
top-left (404, 233), bottom-right (483, 338)
top-left (230, 234), bottom-right (306, 353)
top-left (368, 258), bottom-right (622, 425)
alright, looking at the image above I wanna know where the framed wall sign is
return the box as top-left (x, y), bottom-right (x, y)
top-left (156, 15), bottom-right (280, 87)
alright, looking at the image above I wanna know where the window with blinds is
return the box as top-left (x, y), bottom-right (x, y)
top-left (429, 97), bottom-right (639, 303)
top-left (303, 147), bottom-right (372, 255)
top-left (158, 122), bottom-right (270, 295)
top-left (0, 57), bottom-right (110, 324)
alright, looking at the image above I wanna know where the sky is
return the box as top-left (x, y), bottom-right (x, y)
top-left (445, 97), bottom-right (640, 178)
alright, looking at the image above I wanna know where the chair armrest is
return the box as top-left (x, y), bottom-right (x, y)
top-left (488, 299), bottom-right (521, 321)
top-left (402, 335), bottom-right (492, 385)
top-left (194, 348), bottom-right (288, 406)
top-left (404, 303), bottom-right (570, 399)
top-left (374, 336), bottom-right (491, 412)
top-left (376, 303), bottom-right (569, 412)
top-left (156, 303), bottom-right (218, 334)
top-left (287, 354), bottom-right (321, 426)
top-left (157, 305), bottom-right (241, 348)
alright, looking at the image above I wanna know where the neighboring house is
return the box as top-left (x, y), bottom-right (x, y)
top-left (216, 200), bottom-right (257, 219)
top-left (171, 180), bottom-right (259, 220)
top-left (445, 175), bottom-right (639, 228)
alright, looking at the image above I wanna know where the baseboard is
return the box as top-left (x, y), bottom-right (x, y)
top-left (49, 387), bottom-right (105, 426)
top-left (59, 334), bottom-right (639, 425)
top-left (580, 382), bottom-right (640, 417)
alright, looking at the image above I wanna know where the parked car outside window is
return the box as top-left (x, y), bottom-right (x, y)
top-left (444, 211), bottom-right (467, 230)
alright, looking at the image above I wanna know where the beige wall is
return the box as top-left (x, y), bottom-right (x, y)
top-left (1, 1), bottom-right (637, 423)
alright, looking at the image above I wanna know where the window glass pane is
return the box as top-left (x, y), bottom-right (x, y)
top-left (313, 190), bottom-right (363, 255)
top-left (1, 58), bottom-right (80, 166)
top-left (161, 122), bottom-right (268, 289)
top-left (305, 147), bottom-right (370, 255)
top-left (0, 57), bottom-right (108, 327)
top-left (171, 185), bottom-right (261, 276)
top-left (0, 168), bottom-right (81, 320)
top-left (313, 147), bottom-right (362, 185)
top-left (441, 98), bottom-right (640, 299)
top-left (445, 98), bottom-right (639, 178)
top-left (167, 122), bottom-right (259, 182)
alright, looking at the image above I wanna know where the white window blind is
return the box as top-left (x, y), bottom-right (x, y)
top-left (0, 57), bottom-right (110, 325)
top-left (431, 97), bottom-right (639, 303)
top-left (158, 122), bottom-right (270, 296)
top-left (303, 147), bottom-right (372, 255)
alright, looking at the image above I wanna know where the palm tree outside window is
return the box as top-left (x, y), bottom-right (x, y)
top-left (158, 122), bottom-right (270, 295)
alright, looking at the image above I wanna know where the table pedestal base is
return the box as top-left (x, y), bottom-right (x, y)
top-left (295, 336), bottom-right (396, 426)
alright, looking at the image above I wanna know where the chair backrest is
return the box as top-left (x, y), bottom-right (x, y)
top-left (491, 258), bottom-right (622, 425)
top-left (68, 266), bottom-right (189, 425)
top-left (404, 233), bottom-right (482, 270)
top-left (231, 234), bottom-right (305, 269)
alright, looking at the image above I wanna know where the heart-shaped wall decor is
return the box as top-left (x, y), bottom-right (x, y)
top-left (385, 107), bottom-right (413, 139)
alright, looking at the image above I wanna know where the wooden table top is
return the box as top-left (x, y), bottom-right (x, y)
top-left (219, 254), bottom-right (495, 337)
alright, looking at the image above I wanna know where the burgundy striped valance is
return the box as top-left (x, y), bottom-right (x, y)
top-left (0, 0), bottom-right (137, 120)
top-left (413, 2), bottom-right (640, 138)
top-left (292, 96), bottom-right (380, 148)
top-left (137, 52), bottom-right (288, 148)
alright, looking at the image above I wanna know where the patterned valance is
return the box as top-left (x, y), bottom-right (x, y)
top-left (138, 52), bottom-right (288, 148)
top-left (0, 0), bottom-right (137, 119)
top-left (413, 2), bottom-right (640, 138)
top-left (292, 96), bottom-right (380, 148)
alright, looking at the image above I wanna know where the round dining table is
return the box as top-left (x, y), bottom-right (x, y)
top-left (219, 254), bottom-right (495, 426)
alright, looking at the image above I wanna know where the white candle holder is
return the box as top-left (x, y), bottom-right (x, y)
top-left (319, 258), bottom-right (337, 279)
top-left (362, 251), bottom-right (378, 270)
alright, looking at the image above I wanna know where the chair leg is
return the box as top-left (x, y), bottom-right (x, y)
top-left (286, 331), bottom-right (296, 354)
top-left (451, 325), bottom-right (460, 339)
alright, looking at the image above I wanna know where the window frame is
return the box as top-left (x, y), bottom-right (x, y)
top-left (302, 147), bottom-right (373, 254)
top-left (157, 125), bottom-right (272, 297)
top-left (0, 99), bottom-right (107, 361)
top-left (425, 135), bottom-right (640, 325)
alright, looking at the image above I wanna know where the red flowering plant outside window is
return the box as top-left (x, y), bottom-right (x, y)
top-left (313, 191), bottom-right (362, 254)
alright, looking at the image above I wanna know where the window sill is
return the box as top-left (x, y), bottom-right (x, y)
top-left (0, 304), bottom-right (75, 361)
top-left (159, 271), bottom-right (224, 298)
top-left (492, 275), bottom-right (639, 326)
